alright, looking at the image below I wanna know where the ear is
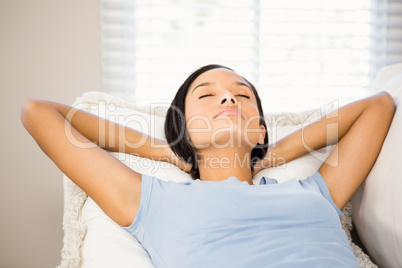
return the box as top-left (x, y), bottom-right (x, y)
top-left (258, 124), bottom-right (266, 145)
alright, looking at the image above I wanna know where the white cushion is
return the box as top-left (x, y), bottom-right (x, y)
top-left (351, 63), bottom-right (402, 268)
top-left (254, 124), bottom-right (333, 183)
top-left (80, 197), bottom-right (154, 268)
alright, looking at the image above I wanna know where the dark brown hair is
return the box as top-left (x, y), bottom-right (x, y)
top-left (164, 64), bottom-right (268, 180)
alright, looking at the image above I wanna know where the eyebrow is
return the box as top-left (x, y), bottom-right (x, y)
top-left (235, 81), bottom-right (251, 89)
top-left (192, 82), bottom-right (215, 93)
top-left (191, 81), bottom-right (251, 93)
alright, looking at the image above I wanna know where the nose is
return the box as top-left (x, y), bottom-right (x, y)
top-left (219, 91), bottom-right (237, 105)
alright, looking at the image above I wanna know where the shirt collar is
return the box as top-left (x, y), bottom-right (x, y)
top-left (259, 177), bottom-right (278, 185)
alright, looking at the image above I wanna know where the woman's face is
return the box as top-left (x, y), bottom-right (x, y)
top-left (184, 68), bottom-right (265, 151)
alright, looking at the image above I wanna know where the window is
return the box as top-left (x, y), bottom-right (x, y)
top-left (101, 0), bottom-right (402, 112)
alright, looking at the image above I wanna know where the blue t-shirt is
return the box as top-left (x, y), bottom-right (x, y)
top-left (124, 172), bottom-right (359, 268)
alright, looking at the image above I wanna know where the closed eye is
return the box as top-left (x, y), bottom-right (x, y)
top-left (199, 94), bottom-right (213, 99)
top-left (237, 94), bottom-right (250, 99)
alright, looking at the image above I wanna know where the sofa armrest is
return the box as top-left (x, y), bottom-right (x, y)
top-left (351, 63), bottom-right (402, 268)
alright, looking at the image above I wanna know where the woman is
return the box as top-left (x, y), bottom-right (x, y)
top-left (21, 64), bottom-right (395, 267)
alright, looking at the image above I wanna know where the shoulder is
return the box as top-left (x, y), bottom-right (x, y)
top-left (300, 172), bottom-right (342, 217)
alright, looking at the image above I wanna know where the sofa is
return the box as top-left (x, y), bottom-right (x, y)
top-left (58, 63), bottom-right (402, 267)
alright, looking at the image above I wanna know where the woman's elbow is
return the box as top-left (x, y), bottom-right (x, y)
top-left (373, 91), bottom-right (396, 119)
top-left (20, 98), bottom-right (41, 131)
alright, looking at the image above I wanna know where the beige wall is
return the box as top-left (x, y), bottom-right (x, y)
top-left (0, 0), bottom-right (100, 267)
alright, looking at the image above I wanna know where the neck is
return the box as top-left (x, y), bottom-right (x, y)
top-left (196, 148), bottom-right (254, 185)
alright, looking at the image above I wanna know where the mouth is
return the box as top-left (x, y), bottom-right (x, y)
top-left (214, 108), bottom-right (242, 119)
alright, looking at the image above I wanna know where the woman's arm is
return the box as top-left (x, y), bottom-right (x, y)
top-left (256, 92), bottom-right (394, 169)
top-left (21, 98), bottom-right (180, 226)
top-left (27, 99), bottom-right (191, 171)
top-left (34, 100), bottom-right (172, 161)
top-left (318, 92), bottom-right (395, 209)
top-left (255, 92), bottom-right (395, 209)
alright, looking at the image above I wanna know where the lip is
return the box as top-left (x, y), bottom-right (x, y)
top-left (214, 108), bottom-right (242, 118)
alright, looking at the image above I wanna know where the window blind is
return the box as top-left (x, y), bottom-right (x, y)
top-left (101, 0), bottom-right (402, 112)
top-left (370, 0), bottom-right (402, 81)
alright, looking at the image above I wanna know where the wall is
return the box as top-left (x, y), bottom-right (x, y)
top-left (0, 0), bottom-right (101, 267)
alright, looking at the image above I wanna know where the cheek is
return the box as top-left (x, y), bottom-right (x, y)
top-left (185, 104), bottom-right (213, 146)
top-left (243, 104), bottom-right (261, 126)
top-left (185, 104), bottom-right (211, 130)
top-left (242, 106), bottom-right (264, 145)
top-left (244, 120), bottom-right (262, 146)
top-left (187, 115), bottom-right (211, 133)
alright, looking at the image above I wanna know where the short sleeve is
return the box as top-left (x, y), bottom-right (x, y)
top-left (300, 171), bottom-right (343, 217)
top-left (123, 174), bottom-right (155, 240)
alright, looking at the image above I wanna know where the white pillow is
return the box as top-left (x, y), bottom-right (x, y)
top-left (254, 124), bottom-right (333, 183)
top-left (80, 197), bottom-right (154, 268)
top-left (351, 63), bottom-right (402, 268)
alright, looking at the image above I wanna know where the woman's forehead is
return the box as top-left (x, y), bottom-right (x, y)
top-left (189, 68), bottom-right (249, 91)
